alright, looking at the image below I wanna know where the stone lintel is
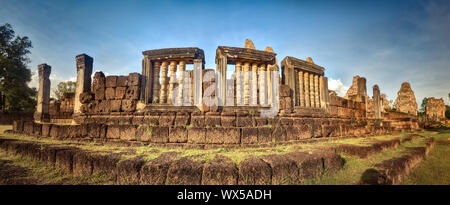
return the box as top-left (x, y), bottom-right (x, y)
top-left (281, 56), bottom-right (325, 75)
top-left (142, 47), bottom-right (205, 64)
top-left (215, 46), bottom-right (276, 65)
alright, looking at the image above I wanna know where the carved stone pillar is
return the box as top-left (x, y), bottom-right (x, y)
top-left (251, 63), bottom-right (258, 105)
top-left (235, 62), bottom-right (242, 105)
top-left (319, 75), bottom-right (324, 108)
top-left (243, 62), bottom-right (250, 105)
top-left (177, 61), bottom-right (186, 105)
top-left (193, 59), bottom-right (203, 106)
top-left (159, 61), bottom-right (169, 104)
top-left (304, 72), bottom-right (310, 107)
top-left (34, 64), bottom-right (51, 122)
top-left (168, 61), bottom-right (178, 104)
top-left (152, 61), bottom-right (161, 103)
top-left (267, 66), bottom-right (271, 105)
top-left (314, 74), bottom-right (319, 108)
top-left (258, 64), bottom-right (267, 105)
top-left (373, 85), bottom-right (381, 119)
top-left (74, 54), bottom-right (93, 115)
top-left (294, 70), bottom-right (299, 106)
top-left (309, 73), bottom-right (315, 108)
top-left (298, 71), bottom-right (304, 107)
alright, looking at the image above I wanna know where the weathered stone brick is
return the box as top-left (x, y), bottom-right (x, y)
top-left (105, 87), bottom-right (115, 100)
top-left (222, 128), bottom-right (240, 144)
top-left (169, 127), bottom-right (188, 143)
top-left (151, 126), bottom-right (169, 143)
top-left (120, 125), bottom-right (137, 141)
top-left (110, 100), bottom-right (122, 112)
top-left (205, 127), bottom-right (224, 144)
top-left (242, 127), bottom-right (258, 144)
top-left (205, 113), bottom-right (221, 127)
top-left (221, 112), bottom-right (236, 127)
top-left (174, 112), bottom-right (190, 127)
top-left (257, 127), bottom-right (272, 143)
top-left (106, 76), bottom-right (117, 87)
top-left (128, 73), bottom-right (141, 86)
top-left (94, 87), bottom-right (105, 100)
top-left (115, 87), bottom-right (127, 99)
top-left (117, 75), bottom-right (128, 87)
top-left (125, 86), bottom-right (140, 100)
top-left (159, 112), bottom-right (175, 126)
top-left (122, 100), bottom-right (136, 112)
top-left (187, 128), bottom-right (206, 144)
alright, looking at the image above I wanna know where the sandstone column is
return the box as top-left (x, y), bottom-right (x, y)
top-left (309, 73), bottom-right (315, 108)
top-left (298, 71), bottom-right (304, 107)
top-left (314, 74), bottom-right (320, 108)
top-left (267, 66), bottom-right (272, 105)
top-left (193, 59), bottom-right (203, 106)
top-left (251, 63), bottom-right (258, 105)
top-left (304, 72), bottom-right (310, 107)
top-left (373, 85), bottom-right (381, 119)
top-left (322, 77), bottom-right (329, 110)
top-left (168, 61), bottom-right (178, 104)
top-left (34, 64), bottom-right (51, 122)
top-left (159, 61), bottom-right (169, 104)
top-left (243, 62), bottom-right (250, 105)
top-left (177, 61), bottom-right (186, 105)
top-left (235, 62), bottom-right (243, 105)
top-left (74, 54), bottom-right (93, 115)
top-left (152, 61), bottom-right (161, 103)
top-left (259, 64), bottom-right (267, 105)
top-left (319, 75), bottom-right (325, 108)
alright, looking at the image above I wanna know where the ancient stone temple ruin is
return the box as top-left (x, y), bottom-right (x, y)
top-left (395, 82), bottom-right (418, 115)
top-left (425, 97), bottom-right (446, 123)
top-left (13, 39), bottom-right (422, 147)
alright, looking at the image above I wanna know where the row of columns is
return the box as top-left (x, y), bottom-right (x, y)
top-left (295, 70), bottom-right (326, 109)
top-left (146, 60), bottom-right (200, 105)
top-left (235, 62), bottom-right (273, 106)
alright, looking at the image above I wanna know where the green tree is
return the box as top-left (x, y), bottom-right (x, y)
top-left (0, 23), bottom-right (36, 111)
top-left (419, 97), bottom-right (428, 116)
top-left (446, 105), bottom-right (450, 119)
top-left (53, 81), bottom-right (76, 100)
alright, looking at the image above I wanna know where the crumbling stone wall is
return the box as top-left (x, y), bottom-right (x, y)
top-left (425, 97), bottom-right (446, 122)
top-left (78, 72), bottom-right (141, 115)
top-left (395, 82), bottom-right (417, 115)
top-left (49, 93), bottom-right (75, 123)
top-left (345, 75), bottom-right (367, 103)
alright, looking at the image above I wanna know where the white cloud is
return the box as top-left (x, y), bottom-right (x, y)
top-left (328, 78), bottom-right (349, 97)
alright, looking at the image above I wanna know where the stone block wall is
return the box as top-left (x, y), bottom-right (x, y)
top-left (0, 111), bottom-right (33, 125)
top-left (329, 95), bottom-right (366, 119)
top-left (79, 72), bottom-right (141, 114)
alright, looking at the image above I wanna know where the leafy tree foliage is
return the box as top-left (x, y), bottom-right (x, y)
top-left (418, 97), bottom-right (428, 116)
top-left (53, 81), bottom-right (76, 100)
top-left (0, 23), bottom-right (36, 111)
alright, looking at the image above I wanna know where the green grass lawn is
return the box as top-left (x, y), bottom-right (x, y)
top-left (1, 124), bottom-right (449, 185)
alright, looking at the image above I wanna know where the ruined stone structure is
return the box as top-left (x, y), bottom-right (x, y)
top-left (34, 64), bottom-right (51, 122)
top-left (14, 39), bottom-right (424, 148)
top-left (345, 75), bottom-right (367, 103)
top-left (49, 93), bottom-right (75, 124)
top-left (395, 82), bottom-right (418, 115)
top-left (281, 56), bottom-right (328, 113)
top-left (74, 54), bottom-right (93, 116)
top-left (425, 97), bottom-right (446, 123)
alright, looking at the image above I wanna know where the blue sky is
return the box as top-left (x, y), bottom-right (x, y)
top-left (1, 0), bottom-right (449, 105)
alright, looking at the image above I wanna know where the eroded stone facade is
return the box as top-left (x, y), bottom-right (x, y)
top-left (425, 97), bottom-right (446, 122)
top-left (395, 82), bottom-right (418, 115)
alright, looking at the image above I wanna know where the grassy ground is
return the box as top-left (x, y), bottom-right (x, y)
top-left (0, 152), bottom-right (113, 185)
top-left (401, 127), bottom-right (450, 185)
top-left (302, 135), bottom-right (432, 185)
top-left (1, 124), bottom-right (449, 185)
